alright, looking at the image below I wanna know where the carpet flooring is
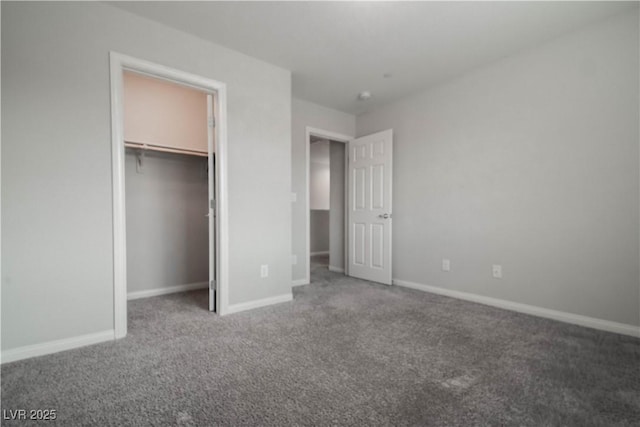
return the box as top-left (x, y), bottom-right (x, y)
top-left (2, 261), bottom-right (639, 426)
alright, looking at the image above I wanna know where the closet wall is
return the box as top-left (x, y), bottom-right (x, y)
top-left (124, 73), bottom-right (209, 295)
top-left (125, 152), bottom-right (209, 294)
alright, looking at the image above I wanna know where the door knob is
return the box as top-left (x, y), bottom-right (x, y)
top-left (378, 213), bottom-right (390, 219)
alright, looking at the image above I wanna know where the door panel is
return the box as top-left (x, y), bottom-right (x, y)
top-left (354, 223), bottom-right (366, 266)
top-left (348, 129), bottom-right (393, 285)
top-left (371, 224), bottom-right (384, 269)
top-left (372, 164), bottom-right (384, 209)
top-left (353, 167), bottom-right (366, 210)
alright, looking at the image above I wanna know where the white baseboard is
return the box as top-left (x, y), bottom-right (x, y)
top-left (328, 265), bottom-right (344, 273)
top-left (392, 279), bottom-right (640, 338)
top-left (1, 330), bottom-right (115, 364)
top-left (310, 251), bottom-right (329, 256)
top-left (127, 281), bottom-right (208, 300)
top-left (226, 293), bottom-right (293, 315)
top-left (292, 278), bottom-right (309, 286)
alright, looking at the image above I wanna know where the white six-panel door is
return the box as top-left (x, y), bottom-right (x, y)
top-left (348, 129), bottom-right (393, 285)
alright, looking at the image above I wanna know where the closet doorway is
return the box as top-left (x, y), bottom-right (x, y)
top-left (305, 127), bottom-right (352, 283)
top-left (110, 53), bottom-right (229, 339)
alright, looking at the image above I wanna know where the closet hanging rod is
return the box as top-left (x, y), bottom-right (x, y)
top-left (124, 141), bottom-right (208, 157)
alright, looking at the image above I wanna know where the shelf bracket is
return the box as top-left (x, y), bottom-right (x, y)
top-left (135, 147), bottom-right (145, 174)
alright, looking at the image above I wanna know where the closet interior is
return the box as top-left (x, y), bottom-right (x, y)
top-left (123, 70), bottom-right (215, 313)
top-left (309, 137), bottom-right (346, 273)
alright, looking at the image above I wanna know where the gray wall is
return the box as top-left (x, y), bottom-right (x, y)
top-left (309, 140), bottom-right (330, 210)
top-left (310, 210), bottom-right (330, 254)
top-left (125, 150), bottom-right (208, 293)
top-left (292, 98), bottom-right (355, 282)
top-left (329, 141), bottom-right (345, 270)
top-left (2, 2), bottom-right (291, 352)
top-left (357, 11), bottom-right (640, 326)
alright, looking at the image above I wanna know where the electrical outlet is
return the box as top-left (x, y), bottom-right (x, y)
top-left (492, 265), bottom-right (502, 279)
top-left (261, 265), bottom-right (269, 278)
top-left (292, 255), bottom-right (297, 265)
top-left (442, 259), bottom-right (451, 272)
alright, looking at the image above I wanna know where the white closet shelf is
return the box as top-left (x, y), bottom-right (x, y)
top-left (125, 141), bottom-right (208, 157)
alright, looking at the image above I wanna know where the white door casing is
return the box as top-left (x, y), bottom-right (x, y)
top-left (207, 94), bottom-right (216, 312)
top-left (348, 129), bottom-right (393, 285)
top-left (304, 127), bottom-right (353, 285)
top-left (110, 52), bottom-right (229, 338)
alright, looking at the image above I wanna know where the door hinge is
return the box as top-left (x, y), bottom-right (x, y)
top-left (208, 117), bottom-right (216, 128)
top-left (210, 199), bottom-right (215, 209)
top-left (210, 280), bottom-right (216, 290)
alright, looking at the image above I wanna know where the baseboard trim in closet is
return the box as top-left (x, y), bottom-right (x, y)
top-left (127, 282), bottom-right (208, 300)
top-left (328, 265), bottom-right (344, 273)
top-left (226, 293), bottom-right (293, 315)
top-left (310, 251), bottom-right (329, 256)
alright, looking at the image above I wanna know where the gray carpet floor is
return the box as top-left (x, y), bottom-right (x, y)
top-left (2, 259), bottom-right (639, 426)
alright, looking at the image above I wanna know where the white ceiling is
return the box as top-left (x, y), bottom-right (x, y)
top-left (111, 1), bottom-right (636, 115)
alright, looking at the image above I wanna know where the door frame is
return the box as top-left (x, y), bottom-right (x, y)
top-left (305, 127), bottom-right (353, 284)
top-left (110, 52), bottom-right (230, 339)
